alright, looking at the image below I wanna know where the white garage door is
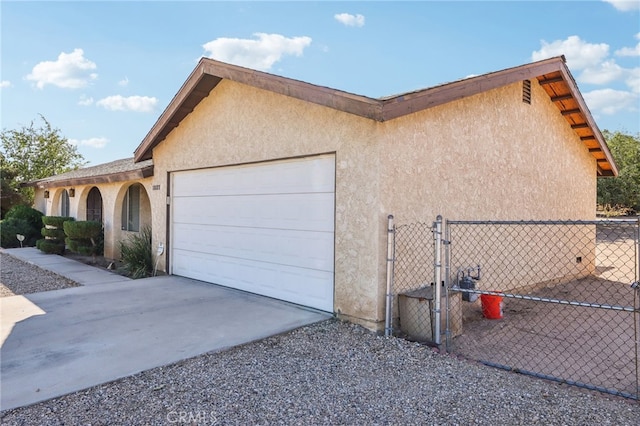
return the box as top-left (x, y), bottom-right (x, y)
top-left (170, 155), bottom-right (335, 312)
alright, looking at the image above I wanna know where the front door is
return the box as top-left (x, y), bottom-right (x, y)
top-left (86, 187), bottom-right (103, 222)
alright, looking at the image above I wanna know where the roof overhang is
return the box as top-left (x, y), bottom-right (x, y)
top-left (133, 56), bottom-right (617, 176)
top-left (24, 164), bottom-right (154, 189)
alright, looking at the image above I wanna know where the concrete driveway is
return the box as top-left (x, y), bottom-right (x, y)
top-left (1, 271), bottom-right (330, 411)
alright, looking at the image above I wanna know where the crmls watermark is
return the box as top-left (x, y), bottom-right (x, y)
top-left (166, 410), bottom-right (218, 424)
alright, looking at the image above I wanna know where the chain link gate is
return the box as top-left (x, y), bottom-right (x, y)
top-left (388, 216), bottom-right (640, 400)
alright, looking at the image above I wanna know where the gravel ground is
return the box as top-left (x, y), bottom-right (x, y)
top-left (1, 256), bottom-right (639, 425)
top-left (0, 252), bottom-right (80, 297)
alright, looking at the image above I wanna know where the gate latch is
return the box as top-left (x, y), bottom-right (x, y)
top-left (631, 281), bottom-right (639, 290)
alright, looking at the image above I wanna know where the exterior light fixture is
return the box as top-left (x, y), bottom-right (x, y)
top-left (44, 190), bottom-right (50, 198)
top-left (69, 188), bottom-right (75, 197)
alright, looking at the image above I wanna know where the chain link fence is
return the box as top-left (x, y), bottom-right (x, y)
top-left (389, 217), bottom-right (640, 400)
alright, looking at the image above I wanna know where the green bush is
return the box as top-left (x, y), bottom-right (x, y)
top-left (1, 205), bottom-right (43, 247)
top-left (41, 227), bottom-right (66, 239)
top-left (119, 226), bottom-right (154, 279)
top-left (5, 204), bottom-right (43, 230)
top-left (42, 216), bottom-right (74, 228)
top-left (1, 217), bottom-right (40, 248)
top-left (64, 220), bottom-right (103, 258)
top-left (63, 221), bottom-right (102, 239)
top-left (36, 238), bottom-right (65, 254)
top-left (37, 216), bottom-right (73, 255)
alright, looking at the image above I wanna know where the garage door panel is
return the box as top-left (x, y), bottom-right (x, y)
top-left (172, 192), bottom-right (334, 232)
top-left (173, 158), bottom-right (335, 198)
top-left (172, 223), bottom-right (334, 272)
top-left (171, 155), bottom-right (335, 312)
top-left (172, 249), bottom-right (334, 312)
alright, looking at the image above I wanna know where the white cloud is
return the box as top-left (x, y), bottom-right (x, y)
top-left (334, 13), bottom-right (365, 27)
top-left (583, 89), bottom-right (638, 115)
top-left (531, 35), bottom-right (609, 70)
top-left (118, 76), bottom-right (129, 86)
top-left (78, 95), bottom-right (94, 106)
top-left (615, 32), bottom-right (640, 56)
top-left (579, 60), bottom-right (625, 84)
top-left (626, 67), bottom-right (640, 93)
top-left (96, 95), bottom-right (158, 112)
top-left (603, 0), bottom-right (640, 11)
top-left (0, 80), bottom-right (11, 88)
top-left (202, 33), bottom-right (312, 71)
top-left (25, 48), bottom-right (97, 89)
top-left (531, 31), bottom-right (640, 121)
top-left (69, 137), bottom-right (109, 149)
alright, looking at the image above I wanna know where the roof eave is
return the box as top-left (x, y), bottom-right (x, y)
top-left (133, 56), bottom-right (617, 177)
top-left (133, 58), bottom-right (380, 162)
top-left (23, 165), bottom-right (154, 189)
top-left (555, 65), bottom-right (618, 177)
top-left (379, 56), bottom-right (567, 120)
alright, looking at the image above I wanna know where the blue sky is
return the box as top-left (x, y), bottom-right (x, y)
top-left (1, 1), bottom-right (639, 166)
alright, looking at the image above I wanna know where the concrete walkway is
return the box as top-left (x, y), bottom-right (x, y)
top-left (0, 248), bottom-right (331, 411)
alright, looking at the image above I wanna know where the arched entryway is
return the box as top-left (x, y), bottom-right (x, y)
top-left (86, 187), bottom-right (103, 222)
top-left (60, 189), bottom-right (70, 217)
top-left (120, 183), bottom-right (151, 232)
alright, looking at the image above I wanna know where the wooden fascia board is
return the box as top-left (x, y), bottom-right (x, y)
top-left (134, 61), bottom-right (220, 162)
top-left (199, 60), bottom-right (381, 119)
top-left (134, 59), bottom-right (380, 162)
top-left (27, 166), bottom-right (154, 189)
top-left (557, 65), bottom-right (618, 176)
top-left (379, 58), bottom-right (565, 121)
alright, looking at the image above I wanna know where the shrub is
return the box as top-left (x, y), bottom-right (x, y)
top-left (43, 216), bottom-right (74, 228)
top-left (63, 221), bottom-right (102, 239)
top-left (1, 205), bottom-right (43, 247)
top-left (64, 220), bottom-right (103, 259)
top-left (37, 238), bottom-right (65, 254)
top-left (1, 218), bottom-right (39, 248)
top-left (37, 216), bottom-right (74, 255)
top-left (119, 226), bottom-right (154, 279)
top-left (5, 205), bottom-right (43, 231)
top-left (41, 228), bottom-right (66, 239)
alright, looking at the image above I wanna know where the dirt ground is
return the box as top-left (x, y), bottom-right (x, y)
top-left (62, 251), bottom-right (128, 276)
top-left (448, 222), bottom-right (640, 399)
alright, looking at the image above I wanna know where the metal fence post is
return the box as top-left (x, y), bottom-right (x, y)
top-left (443, 218), bottom-right (451, 352)
top-left (385, 215), bottom-right (395, 337)
top-left (433, 215), bottom-right (443, 348)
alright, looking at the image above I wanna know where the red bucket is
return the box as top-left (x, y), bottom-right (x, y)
top-left (480, 293), bottom-right (503, 319)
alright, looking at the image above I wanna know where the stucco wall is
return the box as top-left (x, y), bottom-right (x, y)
top-left (379, 81), bottom-right (598, 321)
top-left (379, 81), bottom-right (596, 223)
top-left (149, 78), bottom-right (599, 330)
top-left (33, 179), bottom-right (153, 259)
top-left (150, 80), bottom-right (382, 325)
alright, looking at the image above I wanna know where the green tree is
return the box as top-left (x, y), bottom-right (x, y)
top-left (0, 115), bottom-right (85, 204)
top-left (0, 157), bottom-right (27, 218)
top-left (597, 130), bottom-right (640, 213)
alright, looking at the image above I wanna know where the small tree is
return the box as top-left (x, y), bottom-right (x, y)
top-left (0, 205), bottom-right (43, 247)
top-left (64, 220), bottom-right (103, 262)
top-left (37, 216), bottom-right (74, 254)
top-left (0, 162), bottom-right (27, 219)
top-left (597, 130), bottom-right (640, 214)
top-left (1, 115), bottom-right (85, 204)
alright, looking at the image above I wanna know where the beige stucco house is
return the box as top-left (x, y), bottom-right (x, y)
top-left (28, 55), bottom-right (616, 330)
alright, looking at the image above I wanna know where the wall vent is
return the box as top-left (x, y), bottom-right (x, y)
top-left (522, 79), bottom-right (532, 104)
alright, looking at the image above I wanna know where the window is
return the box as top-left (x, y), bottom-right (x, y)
top-left (61, 189), bottom-right (70, 217)
top-left (86, 187), bottom-right (103, 222)
top-left (121, 184), bottom-right (141, 231)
